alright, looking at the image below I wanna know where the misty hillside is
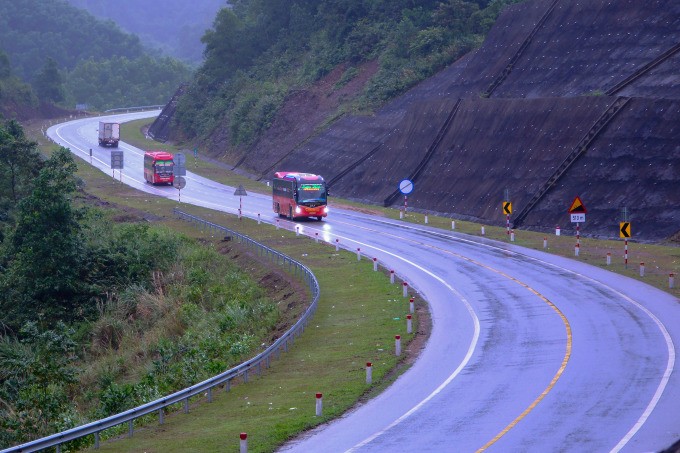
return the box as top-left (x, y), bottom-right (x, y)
top-left (153, 0), bottom-right (680, 241)
top-left (0, 0), bottom-right (192, 112)
top-left (65, 0), bottom-right (226, 64)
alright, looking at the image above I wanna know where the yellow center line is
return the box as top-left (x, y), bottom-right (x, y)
top-left (317, 219), bottom-right (573, 448)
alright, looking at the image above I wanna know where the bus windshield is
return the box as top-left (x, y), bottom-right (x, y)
top-left (155, 160), bottom-right (173, 174)
top-left (297, 183), bottom-right (326, 203)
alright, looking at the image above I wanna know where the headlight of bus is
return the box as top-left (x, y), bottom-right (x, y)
top-left (295, 206), bottom-right (302, 214)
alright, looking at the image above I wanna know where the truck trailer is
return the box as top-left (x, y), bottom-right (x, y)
top-left (98, 121), bottom-right (120, 147)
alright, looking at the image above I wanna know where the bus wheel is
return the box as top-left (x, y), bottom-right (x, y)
top-left (317, 216), bottom-right (323, 221)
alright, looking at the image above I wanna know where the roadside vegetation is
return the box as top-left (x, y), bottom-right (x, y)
top-left (174, 0), bottom-right (525, 147)
top-left (0, 0), bottom-right (192, 113)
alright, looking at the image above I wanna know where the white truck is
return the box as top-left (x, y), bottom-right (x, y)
top-left (98, 121), bottom-right (120, 147)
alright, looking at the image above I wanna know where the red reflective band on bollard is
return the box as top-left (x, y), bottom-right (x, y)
top-left (240, 433), bottom-right (247, 440)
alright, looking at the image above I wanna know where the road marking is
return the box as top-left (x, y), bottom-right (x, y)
top-left (312, 220), bottom-right (570, 451)
top-left (327, 217), bottom-right (674, 451)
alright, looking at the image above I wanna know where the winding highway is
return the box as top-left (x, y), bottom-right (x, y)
top-left (48, 112), bottom-right (679, 452)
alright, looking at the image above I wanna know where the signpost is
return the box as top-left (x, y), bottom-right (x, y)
top-left (621, 207), bottom-right (631, 268)
top-left (173, 176), bottom-right (187, 202)
top-left (399, 179), bottom-right (413, 218)
top-left (568, 196), bottom-right (587, 256)
top-left (234, 184), bottom-right (248, 219)
top-left (110, 150), bottom-right (124, 182)
top-left (503, 188), bottom-right (512, 237)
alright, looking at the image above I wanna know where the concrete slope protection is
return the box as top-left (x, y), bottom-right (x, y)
top-left (156, 0), bottom-right (680, 241)
top-left (48, 113), bottom-right (680, 452)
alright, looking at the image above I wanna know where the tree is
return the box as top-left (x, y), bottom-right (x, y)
top-left (0, 119), bottom-right (43, 211)
top-left (0, 147), bottom-right (87, 330)
top-left (33, 57), bottom-right (64, 103)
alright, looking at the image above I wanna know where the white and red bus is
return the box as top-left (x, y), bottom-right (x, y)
top-left (273, 172), bottom-right (328, 220)
top-left (144, 151), bottom-right (175, 185)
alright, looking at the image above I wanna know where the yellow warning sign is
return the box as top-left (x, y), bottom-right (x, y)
top-left (619, 222), bottom-right (631, 238)
top-left (503, 202), bottom-right (512, 215)
top-left (568, 196), bottom-right (587, 214)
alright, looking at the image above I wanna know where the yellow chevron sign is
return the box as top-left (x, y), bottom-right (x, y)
top-left (503, 202), bottom-right (512, 214)
top-left (619, 222), bottom-right (631, 238)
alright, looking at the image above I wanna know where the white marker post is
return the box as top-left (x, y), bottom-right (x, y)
top-left (402, 282), bottom-right (408, 297)
top-left (335, 238), bottom-right (340, 251)
top-left (407, 314), bottom-right (412, 334)
top-left (373, 257), bottom-right (378, 271)
top-left (240, 433), bottom-right (248, 453)
top-left (390, 270), bottom-right (395, 284)
top-left (366, 362), bottom-right (372, 384)
top-left (356, 247), bottom-right (361, 261)
top-left (315, 393), bottom-right (323, 417)
top-left (409, 297), bottom-right (415, 314)
top-left (395, 335), bottom-right (401, 356)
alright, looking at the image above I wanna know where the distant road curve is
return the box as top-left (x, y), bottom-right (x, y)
top-left (48, 113), bottom-right (680, 452)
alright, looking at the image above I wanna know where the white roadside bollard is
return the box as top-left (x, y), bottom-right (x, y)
top-left (556, 225), bottom-right (561, 236)
top-left (296, 226), bottom-right (300, 236)
top-left (276, 219), bottom-right (280, 230)
top-left (390, 270), bottom-right (395, 284)
top-left (425, 215), bottom-right (429, 224)
top-left (402, 281), bottom-right (408, 297)
top-left (356, 247), bottom-right (361, 261)
top-left (257, 213), bottom-right (261, 225)
top-left (451, 220), bottom-right (456, 230)
top-left (409, 297), bottom-right (415, 314)
top-left (395, 335), bottom-right (401, 356)
top-left (315, 232), bottom-right (319, 243)
top-left (575, 244), bottom-right (580, 257)
top-left (407, 314), bottom-right (412, 334)
top-left (315, 393), bottom-right (323, 417)
top-left (670, 273), bottom-right (675, 289)
top-left (373, 257), bottom-right (378, 271)
top-left (543, 236), bottom-right (548, 249)
top-left (640, 262), bottom-right (645, 277)
top-left (481, 226), bottom-right (485, 236)
top-left (335, 238), bottom-right (340, 252)
top-left (400, 209), bottom-right (404, 219)
top-left (510, 229), bottom-right (515, 242)
top-left (366, 362), bottom-right (372, 384)
top-left (606, 252), bottom-right (611, 266)
top-left (240, 433), bottom-right (248, 453)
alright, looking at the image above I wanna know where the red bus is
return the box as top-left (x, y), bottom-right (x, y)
top-left (144, 151), bottom-right (175, 185)
top-left (273, 172), bottom-right (328, 220)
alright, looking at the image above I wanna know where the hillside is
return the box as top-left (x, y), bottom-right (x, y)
top-left (64, 0), bottom-right (224, 64)
top-left (155, 0), bottom-right (680, 241)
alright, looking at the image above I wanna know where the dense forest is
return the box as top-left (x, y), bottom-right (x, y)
top-left (0, 120), bottom-right (279, 448)
top-left (174, 0), bottom-right (522, 147)
top-left (0, 0), bottom-right (192, 112)
top-left (65, 0), bottom-right (225, 65)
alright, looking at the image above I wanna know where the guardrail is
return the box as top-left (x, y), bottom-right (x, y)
top-left (103, 105), bottom-right (164, 113)
top-left (2, 209), bottom-right (320, 453)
